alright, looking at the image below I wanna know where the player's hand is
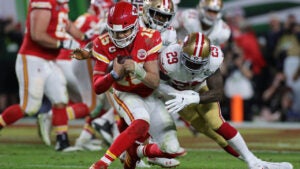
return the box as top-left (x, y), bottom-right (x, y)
top-left (165, 90), bottom-right (200, 114)
top-left (71, 48), bottom-right (90, 60)
top-left (112, 57), bottom-right (126, 79)
top-left (123, 59), bottom-right (135, 73)
top-left (61, 39), bottom-right (80, 50)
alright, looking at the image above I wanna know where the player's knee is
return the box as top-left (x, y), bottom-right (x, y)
top-left (127, 119), bottom-right (150, 138)
top-left (159, 132), bottom-right (181, 154)
top-left (25, 102), bottom-right (42, 116)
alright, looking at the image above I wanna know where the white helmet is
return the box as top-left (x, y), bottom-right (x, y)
top-left (198, 0), bottom-right (223, 26)
top-left (142, 0), bottom-right (175, 32)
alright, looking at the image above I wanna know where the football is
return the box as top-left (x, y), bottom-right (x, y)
top-left (106, 60), bottom-right (113, 73)
top-left (117, 55), bottom-right (132, 64)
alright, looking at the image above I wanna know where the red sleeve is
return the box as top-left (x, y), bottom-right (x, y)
top-left (93, 73), bottom-right (114, 94)
top-left (93, 59), bottom-right (114, 94)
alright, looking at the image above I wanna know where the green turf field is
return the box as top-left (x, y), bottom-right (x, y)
top-left (0, 120), bottom-right (299, 169)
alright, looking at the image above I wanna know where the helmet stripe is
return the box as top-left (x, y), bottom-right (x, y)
top-left (194, 32), bottom-right (204, 57)
top-left (199, 33), bottom-right (205, 57)
top-left (163, 0), bottom-right (170, 10)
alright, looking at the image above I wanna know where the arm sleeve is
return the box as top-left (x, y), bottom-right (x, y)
top-left (93, 73), bottom-right (114, 95)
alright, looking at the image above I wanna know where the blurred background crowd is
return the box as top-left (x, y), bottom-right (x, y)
top-left (0, 0), bottom-right (300, 122)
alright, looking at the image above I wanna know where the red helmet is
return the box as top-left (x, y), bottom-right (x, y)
top-left (90, 0), bottom-right (114, 18)
top-left (107, 1), bottom-right (139, 48)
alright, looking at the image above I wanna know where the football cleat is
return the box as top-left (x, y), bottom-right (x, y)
top-left (89, 160), bottom-right (108, 169)
top-left (55, 133), bottom-right (70, 151)
top-left (248, 162), bottom-right (264, 169)
top-left (148, 157), bottom-right (180, 168)
top-left (136, 159), bottom-right (151, 168)
top-left (55, 133), bottom-right (82, 152)
top-left (92, 118), bottom-right (114, 146)
top-left (74, 137), bottom-right (102, 151)
top-left (249, 160), bottom-right (293, 169)
top-left (37, 113), bottom-right (52, 146)
top-left (261, 161), bottom-right (293, 169)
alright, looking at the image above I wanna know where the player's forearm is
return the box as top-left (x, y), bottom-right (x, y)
top-left (67, 21), bottom-right (85, 41)
top-left (199, 90), bottom-right (223, 104)
top-left (31, 32), bottom-right (60, 49)
top-left (93, 73), bottom-right (114, 94)
top-left (202, 69), bottom-right (224, 103)
top-left (141, 72), bottom-right (160, 89)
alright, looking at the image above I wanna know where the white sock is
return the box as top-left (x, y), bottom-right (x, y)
top-left (227, 132), bottom-right (259, 165)
top-left (78, 129), bottom-right (92, 141)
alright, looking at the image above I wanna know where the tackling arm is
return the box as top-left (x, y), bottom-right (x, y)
top-left (200, 69), bottom-right (224, 103)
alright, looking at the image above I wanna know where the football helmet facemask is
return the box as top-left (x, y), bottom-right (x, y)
top-left (107, 1), bottom-right (139, 48)
top-left (181, 32), bottom-right (211, 73)
top-left (143, 0), bottom-right (175, 32)
top-left (198, 0), bottom-right (223, 26)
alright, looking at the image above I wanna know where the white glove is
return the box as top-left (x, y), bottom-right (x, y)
top-left (61, 39), bottom-right (80, 50)
top-left (84, 28), bottom-right (96, 40)
top-left (165, 90), bottom-right (200, 114)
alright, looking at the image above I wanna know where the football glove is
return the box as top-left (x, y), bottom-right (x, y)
top-left (165, 90), bottom-right (200, 114)
top-left (59, 39), bottom-right (80, 50)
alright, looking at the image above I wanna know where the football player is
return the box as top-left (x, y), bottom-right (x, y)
top-left (138, 0), bottom-right (184, 167)
top-left (174, 0), bottom-right (230, 46)
top-left (36, 0), bottom-right (116, 151)
top-left (0, 0), bottom-right (94, 152)
top-left (88, 2), bottom-right (185, 169)
top-left (158, 32), bottom-right (293, 169)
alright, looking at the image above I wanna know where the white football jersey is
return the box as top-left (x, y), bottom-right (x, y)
top-left (139, 17), bottom-right (177, 49)
top-left (175, 9), bottom-right (230, 46)
top-left (159, 43), bottom-right (223, 91)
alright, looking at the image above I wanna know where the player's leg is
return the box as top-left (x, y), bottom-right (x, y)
top-left (179, 103), bottom-right (239, 158)
top-left (198, 102), bottom-right (293, 169)
top-left (90, 90), bottom-right (151, 168)
top-left (0, 54), bottom-right (45, 129)
top-left (143, 97), bottom-right (185, 168)
top-left (45, 62), bottom-right (89, 151)
top-left (71, 58), bottom-right (104, 150)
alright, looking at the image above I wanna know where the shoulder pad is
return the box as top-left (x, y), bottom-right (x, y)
top-left (209, 45), bottom-right (224, 71)
top-left (214, 20), bottom-right (231, 45)
top-left (159, 44), bottom-right (181, 75)
top-left (161, 28), bottom-right (177, 47)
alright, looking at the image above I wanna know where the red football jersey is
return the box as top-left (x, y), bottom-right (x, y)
top-left (93, 27), bottom-right (162, 97)
top-left (19, 0), bottom-right (69, 60)
top-left (57, 13), bottom-right (101, 60)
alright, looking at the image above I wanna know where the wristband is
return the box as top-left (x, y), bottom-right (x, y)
top-left (134, 62), bottom-right (147, 80)
top-left (110, 70), bottom-right (120, 81)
